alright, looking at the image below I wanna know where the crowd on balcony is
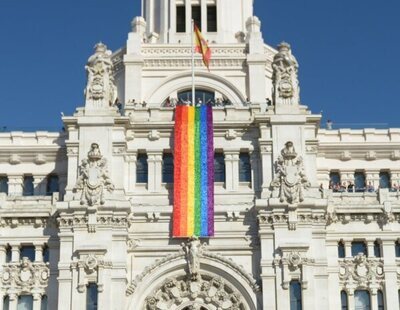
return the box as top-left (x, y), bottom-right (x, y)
top-left (162, 96), bottom-right (233, 107)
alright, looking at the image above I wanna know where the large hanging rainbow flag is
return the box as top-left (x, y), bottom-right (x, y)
top-left (173, 105), bottom-right (214, 238)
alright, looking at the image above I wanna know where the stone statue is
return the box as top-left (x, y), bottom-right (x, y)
top-left (84, 43), bottom-right (118, 108)
top-left (182, 237), bottom-right (204, 281)
top-left (74, 143), bottom-right (115, 206)
top-left (272, 42), bottom-right (300, 105)
top-left (271, 141), bottom-right (310, 203)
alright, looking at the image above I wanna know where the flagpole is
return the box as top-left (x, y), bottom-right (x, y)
top-left (191, 19), bottom-right (195, 106)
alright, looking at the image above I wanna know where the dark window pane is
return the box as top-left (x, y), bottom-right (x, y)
top-left (87, 283), bottom-right (98, 310)
top-left (338, 242), bottom-right (345, 258)
top-left (379, 172), bottom-right (390, 189)
top-left (352, 241), bottom-right (367, 257)
top-left (329, 172), bottom-right (340, 191)
top-left (18, 295), bottom-right (33, 310)
top-left (176, 6), bottom-right (186, 32)
top-left (43, 246), bottom-right (49, 263)
top-left (162, 154), bottom-right (174, 183)
top-left (395, 241), bottom-right (400, 257)
top-left (3, 296), bottom-right (9, 310)
top-left (214, 153), bottom-right (225, 183)
top-left (354, 172), bottom-right (366, 192)
top-left (46, 175), bottom-right (59, 195)
top-left (23, 176), bottom-right (34, 196)
top-left (192, 5), bottom-right (201, 30)
top-left (41, 295), bottom-right (48, 310)
top-left (239, 153), bottom-right (251, 182)
top-left (177, 89), bottom-right (215, 105)
top-left (341, 291), bottom-right (348, 310)
top-left (355, 290), bottom-right (371, 310)
top-left (6, 246), bottom-right (11, 263)
top-left (207, 6), bottom-right (217, 32)
top-left (20, 246), bottom-right (35, 261)
top-left (377, 290), bottom-right (384, 310)
top-left (136, 154), bottom-right (148, 184)
top-left (0, 176), bottom-right (8, 194)
top-left (290, 281), bottom-right (302, 310)
top-left (374, 241), bottom-right (381, 257)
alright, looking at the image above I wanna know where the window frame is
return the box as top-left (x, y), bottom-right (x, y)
top-left (162, 153), bottom-right (174, 184)
top-left (176, 5), bottom-right (186, 33)
top-left (289, 280), bottom-right (302, 310)
top-left (239, 152), bottom-right (251, 183)
top-left (207, 5), bottom-right (217, 32)
top-left (214, 152), bottom-right (226, 183)
top-left (351, 241), bottom-right (367, 257)
top-left (136, 153), bottom-right (149, 184)
top-left (23, 175), bottom-right (34, 196)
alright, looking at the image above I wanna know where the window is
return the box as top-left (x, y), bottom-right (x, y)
top-left (41, 295), bottom-right (48, 310)
top-left (136, 154), bottom-right (148, 184)
top-left (329, 172), bottom-right (340, 191)
top-left (178, 89), bottom-right (215, 104)
top-left (351, 241), bottom-right (367, 257)
top-left (192, 5), bottom-right (201, 30)
top-left (379, 172), bottom-right (390, 189)
top-left (239, 153), bottom-right (251, 182)
top-left (162, 153), bottom-right (174, 183)
top-left (338, 241), bottom-right (345, 258)
top-left (0, 176), bottom-right (8, 194)
top-left (341, 291), bottom-right (348, 310)
top-left (354, 171), bottom-right (366, 192)
top-left (23, 175), bottom-right (34, 196)
top-left (18, 295), bottom-right (33, 310)
top-left (396, 241), bottom-right (400, 257)
top-left (6, 245), bottom-right (12, 262)
top-left (3, 296), bottom-right (9, 310)
top-left (355, 290), bottom-right (370, 310)
top-left (207, 5), bottom-right (217, 32)
top-left (46, 175), bottom-right (59, 195)
top-left (374, 241), bottom-right (381, 257)
top-left (290, 281), bottom-right (302, 310)
top-left (20, 245), bottom-right (35, 261)
top-left (377, 290), bottom-right (384, 310)
top-left (87, 283), bottom-right (98, 310)
top-left (43, 245), bottom-right (49, 263)
top-left (214, 153), bottom-right (225, 183)
top-left (176, 6), bottom-right (186, 32)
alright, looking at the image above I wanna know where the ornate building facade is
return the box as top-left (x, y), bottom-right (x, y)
top-left (1, 1), bottom-right (400, 309)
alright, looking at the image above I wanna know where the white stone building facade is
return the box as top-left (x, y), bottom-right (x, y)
top-left (0, 1), bottom-right (400, 309)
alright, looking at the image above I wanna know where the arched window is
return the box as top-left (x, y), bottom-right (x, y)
top-left (290, 281), bottom-right (302, 310)
top-left (341, 291), bottom-right (348, 310)
top-left (18, 295), bottom-right (33, 310)
top-left (178, 89), bottom-right (215, 104)
top-left (355, 290), bottom-right (371, 310)
top-left (377, 290), bottom-right (385, 310)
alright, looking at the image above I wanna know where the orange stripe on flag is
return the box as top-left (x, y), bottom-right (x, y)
top-left (194, 25), bottom-right (211, 70)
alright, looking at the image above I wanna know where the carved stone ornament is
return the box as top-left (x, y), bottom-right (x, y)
top-left (74, 143), bottom-right (115, 206)
top-left (84, 43), bottom-right (118, 108)
top-left (1, 257), bottom-right (49, 293)
top-left (182, 237), bottom-right (205, 281)
top-left (339, 254), bottom-right (384, 289)
top-left (272, 42), bottom-right (300, 105)
top-left (144, 274), bottom-right (244, 310)
top-left (271, 141), bottom-right (311, 204)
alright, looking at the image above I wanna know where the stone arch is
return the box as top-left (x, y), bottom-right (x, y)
top-left (126, 255), bottom-right (259, 310)
top-left (146, 71), bottom-right (246, 105)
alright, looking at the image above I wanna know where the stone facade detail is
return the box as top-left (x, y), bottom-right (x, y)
top-left (74, 143), bottom-right (114, 206)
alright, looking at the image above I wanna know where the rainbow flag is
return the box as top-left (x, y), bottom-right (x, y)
top-left (173, 105), bottom-right (214, 237)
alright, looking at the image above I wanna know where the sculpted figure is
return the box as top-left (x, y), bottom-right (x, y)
top-left (272, 42), bottom-right (300, 105)
top-left (182, 237), bottom-right (203, 281)
top-left (271, 142), bottom-right (310, 203)
top-left (84, 43), bottom-right (118, 108)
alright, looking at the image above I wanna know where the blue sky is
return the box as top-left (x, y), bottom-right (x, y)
top-left (0, 0), bottom-right (399, 130)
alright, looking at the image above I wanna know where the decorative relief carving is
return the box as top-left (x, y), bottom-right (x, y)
top-left (271, 142), bottom-right (310, 204)
top-left (148, 130), bottom-right (160, 141)
top-left (182, 237), bottom-right (205, 281)
top-left (391, 150), bottom-right (400, 160)
top-left (74, 143), bottom-right (114, 206)
top-left (339, 254), bottom-right (384, 290)
top-left (225, 129), bottom-right (237, 140)
top-left (9, 154), bottom-right (21, 165)
top-left (365, 151), bottom-right (377, 161)
top-left (84, 43), bottom-right (117, 108)
top-left (272, 42), bottom-right (300, 105)
top-left (1, 258), bottom-right (49, 293)
top-left (340, 151), bottom-right (352, 161)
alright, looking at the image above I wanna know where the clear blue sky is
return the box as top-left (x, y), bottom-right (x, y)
top-left (0, 0), bottom-right (399, 130)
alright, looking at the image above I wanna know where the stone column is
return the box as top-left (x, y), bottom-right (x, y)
top-left (224, 151), bottom-right (239, 191)
top-left (340, 171), bottom-right (355, 191)
top-left (125, 154), bottom-right (137, 192)
top-left (33, 175), bottom-right (47, 196)
top-left (32, 293), bottom-right (42, 310)
top-left (34, 244), bottom-right (43, 262)
top-left (65, 145), bottom-right (79, 194)
top-left (7, 175), bottom-right (23, 196)
top-left (185, 0), bottom-right (191, 36)
top-left (8, 293), bottom-right (18, 310)
top-left (259, 140), bottom-right (272, 198)
top-left (366, 239), bottom-right (375, 257)
top-left (148, 152), bottom-right (163, 192)
top-left (0, 244), bottom-right (6, 266)
top-left (381, 239), bottom-right (398, 310)
top-left (250, 151), bottom-right (260, 192)
top-left (201, 0), bottom-right (207, 32)
top-left (348, 290), bottom-right (355, 310)
top-left (58, 174), bottom-right (68, 199)
top-left (370, 289), bottom-right (378, 310)
top-left (10, 244), bottom-right (20, 262)
top-left (0, 292), bottom-right (4, 310)
top-left (344, 239), bottom-right (352, 258)
top-left (365, 171), bottom-right (380, 190)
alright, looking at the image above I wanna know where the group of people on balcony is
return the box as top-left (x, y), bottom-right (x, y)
top-left (162, 96), bottom-right (233, 107)
top-left (329, 180), bottom-right (399, 193)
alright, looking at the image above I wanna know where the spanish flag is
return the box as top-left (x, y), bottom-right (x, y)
top-left (194, 25), bottom-right (211, 70)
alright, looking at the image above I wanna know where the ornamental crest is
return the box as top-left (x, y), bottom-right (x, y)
top-left (74, 143), bottom-right (114, 206)
top-left (84, 43), bottom-right (117, 108)
top-left (271, 141), bottom-right (310, 204)
top-left (272, 42), bottom-right (300, 105)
